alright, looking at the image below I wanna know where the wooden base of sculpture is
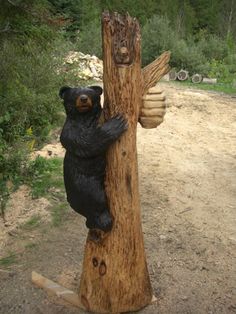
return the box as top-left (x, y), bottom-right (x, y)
top-left (32, 271), bottom-right (157, 312)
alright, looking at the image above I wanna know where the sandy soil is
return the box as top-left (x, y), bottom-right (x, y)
top-left (0, 82), bottom-right (236, 314)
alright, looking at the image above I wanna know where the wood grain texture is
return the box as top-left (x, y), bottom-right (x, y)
top-left (141, 108), bottom-right (166, 116)
top-left (78, 12), bottom-right (152, 313)
top-left (143, 100), bottom-right (166, 109)
top-left (142, 51), bottom-right (171, 95)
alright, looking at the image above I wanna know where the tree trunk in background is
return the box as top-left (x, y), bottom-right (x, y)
top-left (227, 0), bottom-right (234, 37)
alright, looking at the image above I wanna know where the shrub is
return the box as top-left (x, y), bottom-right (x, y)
top-left (197, 35), bottom-right (228, 61)
top-left (171, 38), bottom-right (207, 75)
top-left (207, 59), bottom-right (234, 83)
top-left (0, 33), bottom-right (71, 214)
top-left (77, 19), bottom-right (102, 58)
top-left (142, 15), bottom-right (174, 65)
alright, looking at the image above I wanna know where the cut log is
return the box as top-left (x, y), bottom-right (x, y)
top-left (169, 70), bottom-right (177, 81)
top-left (177, 69), bottom-right (189, 81)
top-left (191, 73), bottom-right (203, 84)
top-left (78, 12), bottom-right (153, 313)
top-left (32, 271), bottom-right (83, 308)
top-left (202, 78), bottom-right (217, 84)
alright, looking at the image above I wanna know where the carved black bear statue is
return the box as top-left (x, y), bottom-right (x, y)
top-left (59, 85), bottom-right (127, 232)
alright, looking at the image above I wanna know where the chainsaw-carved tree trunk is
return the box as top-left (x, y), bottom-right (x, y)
top-left (78, 12), bottom-right (170, 314)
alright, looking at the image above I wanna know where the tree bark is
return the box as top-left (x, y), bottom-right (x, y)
top-left (78, 12), bottom-right (152, 313)
top-left (78, 12), bottom-right (171, 314)
top-left (142, 51), bottom-right (170, 95)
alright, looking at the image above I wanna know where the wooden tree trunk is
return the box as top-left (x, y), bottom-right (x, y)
top-left (78, 12), bottom-right (152, 313)
top-left (78, 12), bottom-right (170, 314)
top-left (169, 70), bottom-right (177, 81)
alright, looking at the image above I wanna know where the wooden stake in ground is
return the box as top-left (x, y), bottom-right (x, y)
top-left (78, 12), bottom-right (170, 313)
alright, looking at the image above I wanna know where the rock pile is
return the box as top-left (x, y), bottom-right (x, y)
top-left (63, 51), bottom-right (103, 81)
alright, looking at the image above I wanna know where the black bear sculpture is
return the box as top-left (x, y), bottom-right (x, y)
top-left (59, 85), bottom-right (128, 232)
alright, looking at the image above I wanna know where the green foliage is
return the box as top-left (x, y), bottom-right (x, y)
top-left (0, 1), bottom-right (72, 212)
top-left (171, 38), bottom-right (207, 75)
top-left (23, 156), bottom-right (68, 227)
top-left (141, 13), bottom-right (236, 81)
top-left (142, 15), bottom-right (174, 65)
top-left (0, 39), bottom-right (65, 142)
top-left (77, 19), bottom-right (102, 58)
top-left (197, 34), bottom-right (229, 61)
top-left (51, 202), bottom-right (69, 226)
top-left (25, 157), bottom-right (64, 198)
top-left (207, 59), bottom-right (234, 83)
top-left (190, 0), bottom-right (222, 34)
top-left (174, 81), bottom-right (236, 95)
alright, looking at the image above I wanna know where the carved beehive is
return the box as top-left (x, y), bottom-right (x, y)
top-left (139, 86), bottom-right (166, 129)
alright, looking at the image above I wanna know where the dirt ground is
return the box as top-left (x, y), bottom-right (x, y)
top-left (0, 82), bottom-right (236, 314)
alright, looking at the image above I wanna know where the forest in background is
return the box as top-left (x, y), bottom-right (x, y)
top-left (0, 0), bottom-right (236, 213)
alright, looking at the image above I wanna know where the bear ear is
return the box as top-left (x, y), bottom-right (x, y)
top-left (88, 85), bottom-right (103, 96)
top-left (59, 86), bottom-right (71, 99)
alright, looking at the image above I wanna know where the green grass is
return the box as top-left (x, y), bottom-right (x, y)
top-left (173, 81), bottom-right (236, 95)
top-left (51, 202), bottom-right (69, 227)
top-left (26, 157), bottom-right (64, 199)
top-left (21, 215), bottom-right (41, 230)
top-left (0, 253), bottom-right (17, 267)
top-left (26, 156), bottom-right (69, 226)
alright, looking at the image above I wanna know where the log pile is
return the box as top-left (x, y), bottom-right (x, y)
top-left (165, 69), bottom-right (217, 84)
top-left (63, 51), bottom-right (103, 81)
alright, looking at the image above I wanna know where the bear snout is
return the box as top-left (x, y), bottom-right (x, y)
top-left (76, 95), bottom-right (93, 112)
top-left (80, 95), bottom-right (88, 103)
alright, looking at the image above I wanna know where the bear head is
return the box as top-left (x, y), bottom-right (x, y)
top-left (59, 85), bottom-right (103, 116)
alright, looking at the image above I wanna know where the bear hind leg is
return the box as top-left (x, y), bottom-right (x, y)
top-left (86, 210), bottom-right (113, 232)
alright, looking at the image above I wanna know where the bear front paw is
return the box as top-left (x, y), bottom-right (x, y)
top-left (103, 114), bottom-right (128, 139)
